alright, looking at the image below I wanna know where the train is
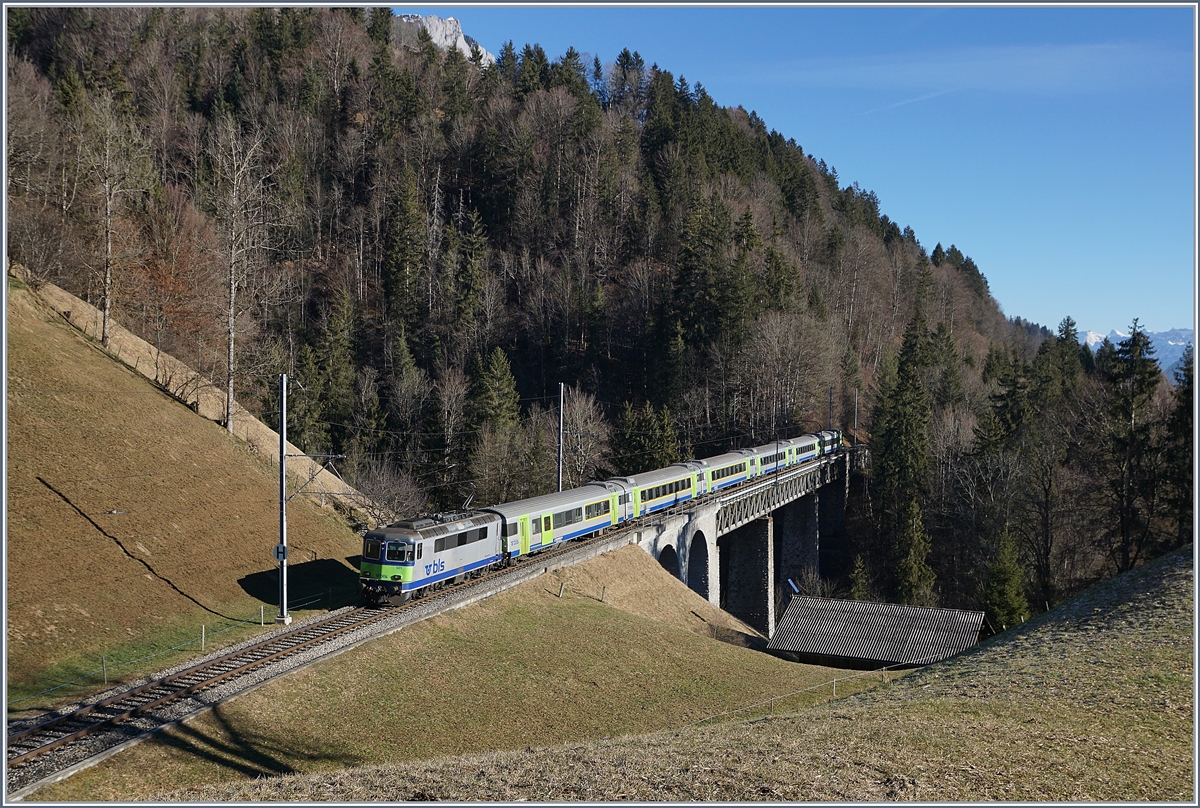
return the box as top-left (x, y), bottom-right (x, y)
top-left (359, 429), bottom-right (844, 605)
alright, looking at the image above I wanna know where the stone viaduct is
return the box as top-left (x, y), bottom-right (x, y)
top-left (628, 449), bottom-right (866, 636)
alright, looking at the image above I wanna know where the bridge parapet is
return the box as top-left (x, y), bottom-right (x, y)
top-left (715, 453), bottom-right (847, 535)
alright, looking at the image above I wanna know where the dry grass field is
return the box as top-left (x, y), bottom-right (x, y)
top-left (8, 274), bottom-right (1194, 802)
top-left (29, 545), bottom-right (1195, 802)
top-left (6, 278), bottom-right (363, 709)
top-left (30, 544), bottom-right (885, 801)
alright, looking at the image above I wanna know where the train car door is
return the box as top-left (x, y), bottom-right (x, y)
top-left (541, 514), bottom-right (553, 545)
top-left (518, 515), bottom-right (532, 557)
top-left (609, 492), bottom-right (619, 526)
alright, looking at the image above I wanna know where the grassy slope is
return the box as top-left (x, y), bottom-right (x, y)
top-left (130, 545), bottom-right (1193, 803)
top-left (5, 280), bottom-right (363, 708)
top-left (32, 545), bottom-right (881, 801)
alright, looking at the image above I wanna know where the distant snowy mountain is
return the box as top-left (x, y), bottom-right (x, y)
top-left (1079, 328), bottom-right (1194, 379)
top-left (393, 13), bottom-right (495, 67)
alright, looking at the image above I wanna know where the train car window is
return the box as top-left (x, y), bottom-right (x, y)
top-left (555, 509), bottom-right (583, 528)
top-left (480, 525), bottom-right (488, 539)
top-left (435, 537), bottom-right (445, 553)
top-left (364, 539), bottom-right (381, 561)
top-left (417, 543), bottom-right (423, 559)
top-left (386, 543), bottom-right (406, 562)
top-left (586, 501), bottom-right (610, 519)
top-left (543, 516), bottom-right (551, 532)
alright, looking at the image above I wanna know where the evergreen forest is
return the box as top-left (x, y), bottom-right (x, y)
top-left (6, 8), bottom-right (1192, 628)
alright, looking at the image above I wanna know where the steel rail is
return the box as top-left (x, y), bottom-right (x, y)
top-left (7, 450), bottom-right (849, 780)
top-left (6, 606), bottom-right (387, 768)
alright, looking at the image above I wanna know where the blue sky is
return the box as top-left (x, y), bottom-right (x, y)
top-left (398, 4), bottom-right (1196, 336)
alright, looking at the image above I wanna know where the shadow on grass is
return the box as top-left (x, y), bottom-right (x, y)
top-left (237, 559), bottom-right (361, 609)
top-left (154, 703), bottom-right (364, 783)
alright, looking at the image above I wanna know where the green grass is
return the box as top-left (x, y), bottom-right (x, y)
top-left (104, 546), bottom-right (1193, 804)
top-left (6, 592), bottom-right (353, 714)
top-left (33, 553), bottom-right (874, 802)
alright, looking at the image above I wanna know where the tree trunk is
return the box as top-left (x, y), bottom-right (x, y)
top-left (226, 233), bottom-right (237, 434)
top-left (102, 189), bottom-right (113, 348)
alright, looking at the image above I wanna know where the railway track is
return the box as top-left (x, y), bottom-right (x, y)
top-left (4, 522), bottom-right (643, 798)
top-left (6, 605), bottom-right (393, 771)
top-left (6, 467), bottom-right (803, 798)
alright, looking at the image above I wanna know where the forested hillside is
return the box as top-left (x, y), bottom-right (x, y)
top-left (6, 7), bottom-right (1191, 621)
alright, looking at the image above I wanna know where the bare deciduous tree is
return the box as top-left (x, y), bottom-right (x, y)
top-left (561, 386), bottom-right (612, 488)
top-left (206, 111), bottom-right (270, 433)
top-left (83, 89), bottom-right (151, 347)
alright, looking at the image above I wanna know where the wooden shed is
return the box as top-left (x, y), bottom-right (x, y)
top-left (767, 596), bottom-right (987, 669)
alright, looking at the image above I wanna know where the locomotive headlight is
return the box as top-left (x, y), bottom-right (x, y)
top-left (391, 575), bottom-right (402, 580)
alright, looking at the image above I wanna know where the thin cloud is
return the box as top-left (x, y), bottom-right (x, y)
top-left (759, 42), bottom-right (1189, 96)
top-left (858, 89), bottom-right (960, 116)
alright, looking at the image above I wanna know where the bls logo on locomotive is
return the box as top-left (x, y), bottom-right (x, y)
top-left (424, 559), bottom-right (446, 577)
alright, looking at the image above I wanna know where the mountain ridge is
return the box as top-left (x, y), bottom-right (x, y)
top-left (395, 13), bottom-right (496, 66)
top-left (1080, 327), bottom-right (1194, 376)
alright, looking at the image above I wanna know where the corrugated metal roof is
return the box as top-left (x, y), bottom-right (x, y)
top-left (767, 596), bottom-right (985, 668)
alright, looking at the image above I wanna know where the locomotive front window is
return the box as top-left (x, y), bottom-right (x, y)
top-left (385, 542), bottom-right (412, 562)
top-left (364, 539), bottom-right (382, 561)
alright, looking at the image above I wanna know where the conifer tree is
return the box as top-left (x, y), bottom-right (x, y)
top-left (848, 554), bottom-right (873, 602)
top-left (382, 166), bottom-right (424, 335)
top-left (366, 6), bottom-right (392, 48)
top-left (467, 347), bottom-right (521, 433)
top-left (872, 308), bottom-right (933, 547)
top-left (315, 288), bottom-right (359, 451)
top-left (896, 499), bottom-right (937, 607)
top-left (1094, 321), bottom-right (1164, 572)
top-left (981, 529), bottom-right (1029, 630)
top-left (1164, 344), bottom-right (1193, 549)
top-left (613, 402), bottom-right (680, 475)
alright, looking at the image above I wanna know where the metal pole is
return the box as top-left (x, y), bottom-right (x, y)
top-left (202, 624), bottom-right (205, 652)
top-left (828, 386), bottom-right (833, 431)
top-left (277, 373), bottom-right (291, 624)
top-left (102, 655), bottom-right (107, 685)
top-left (854, 388), bottom-right (858, 445)
top-left (557, 382), bottom-right (564, 492)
